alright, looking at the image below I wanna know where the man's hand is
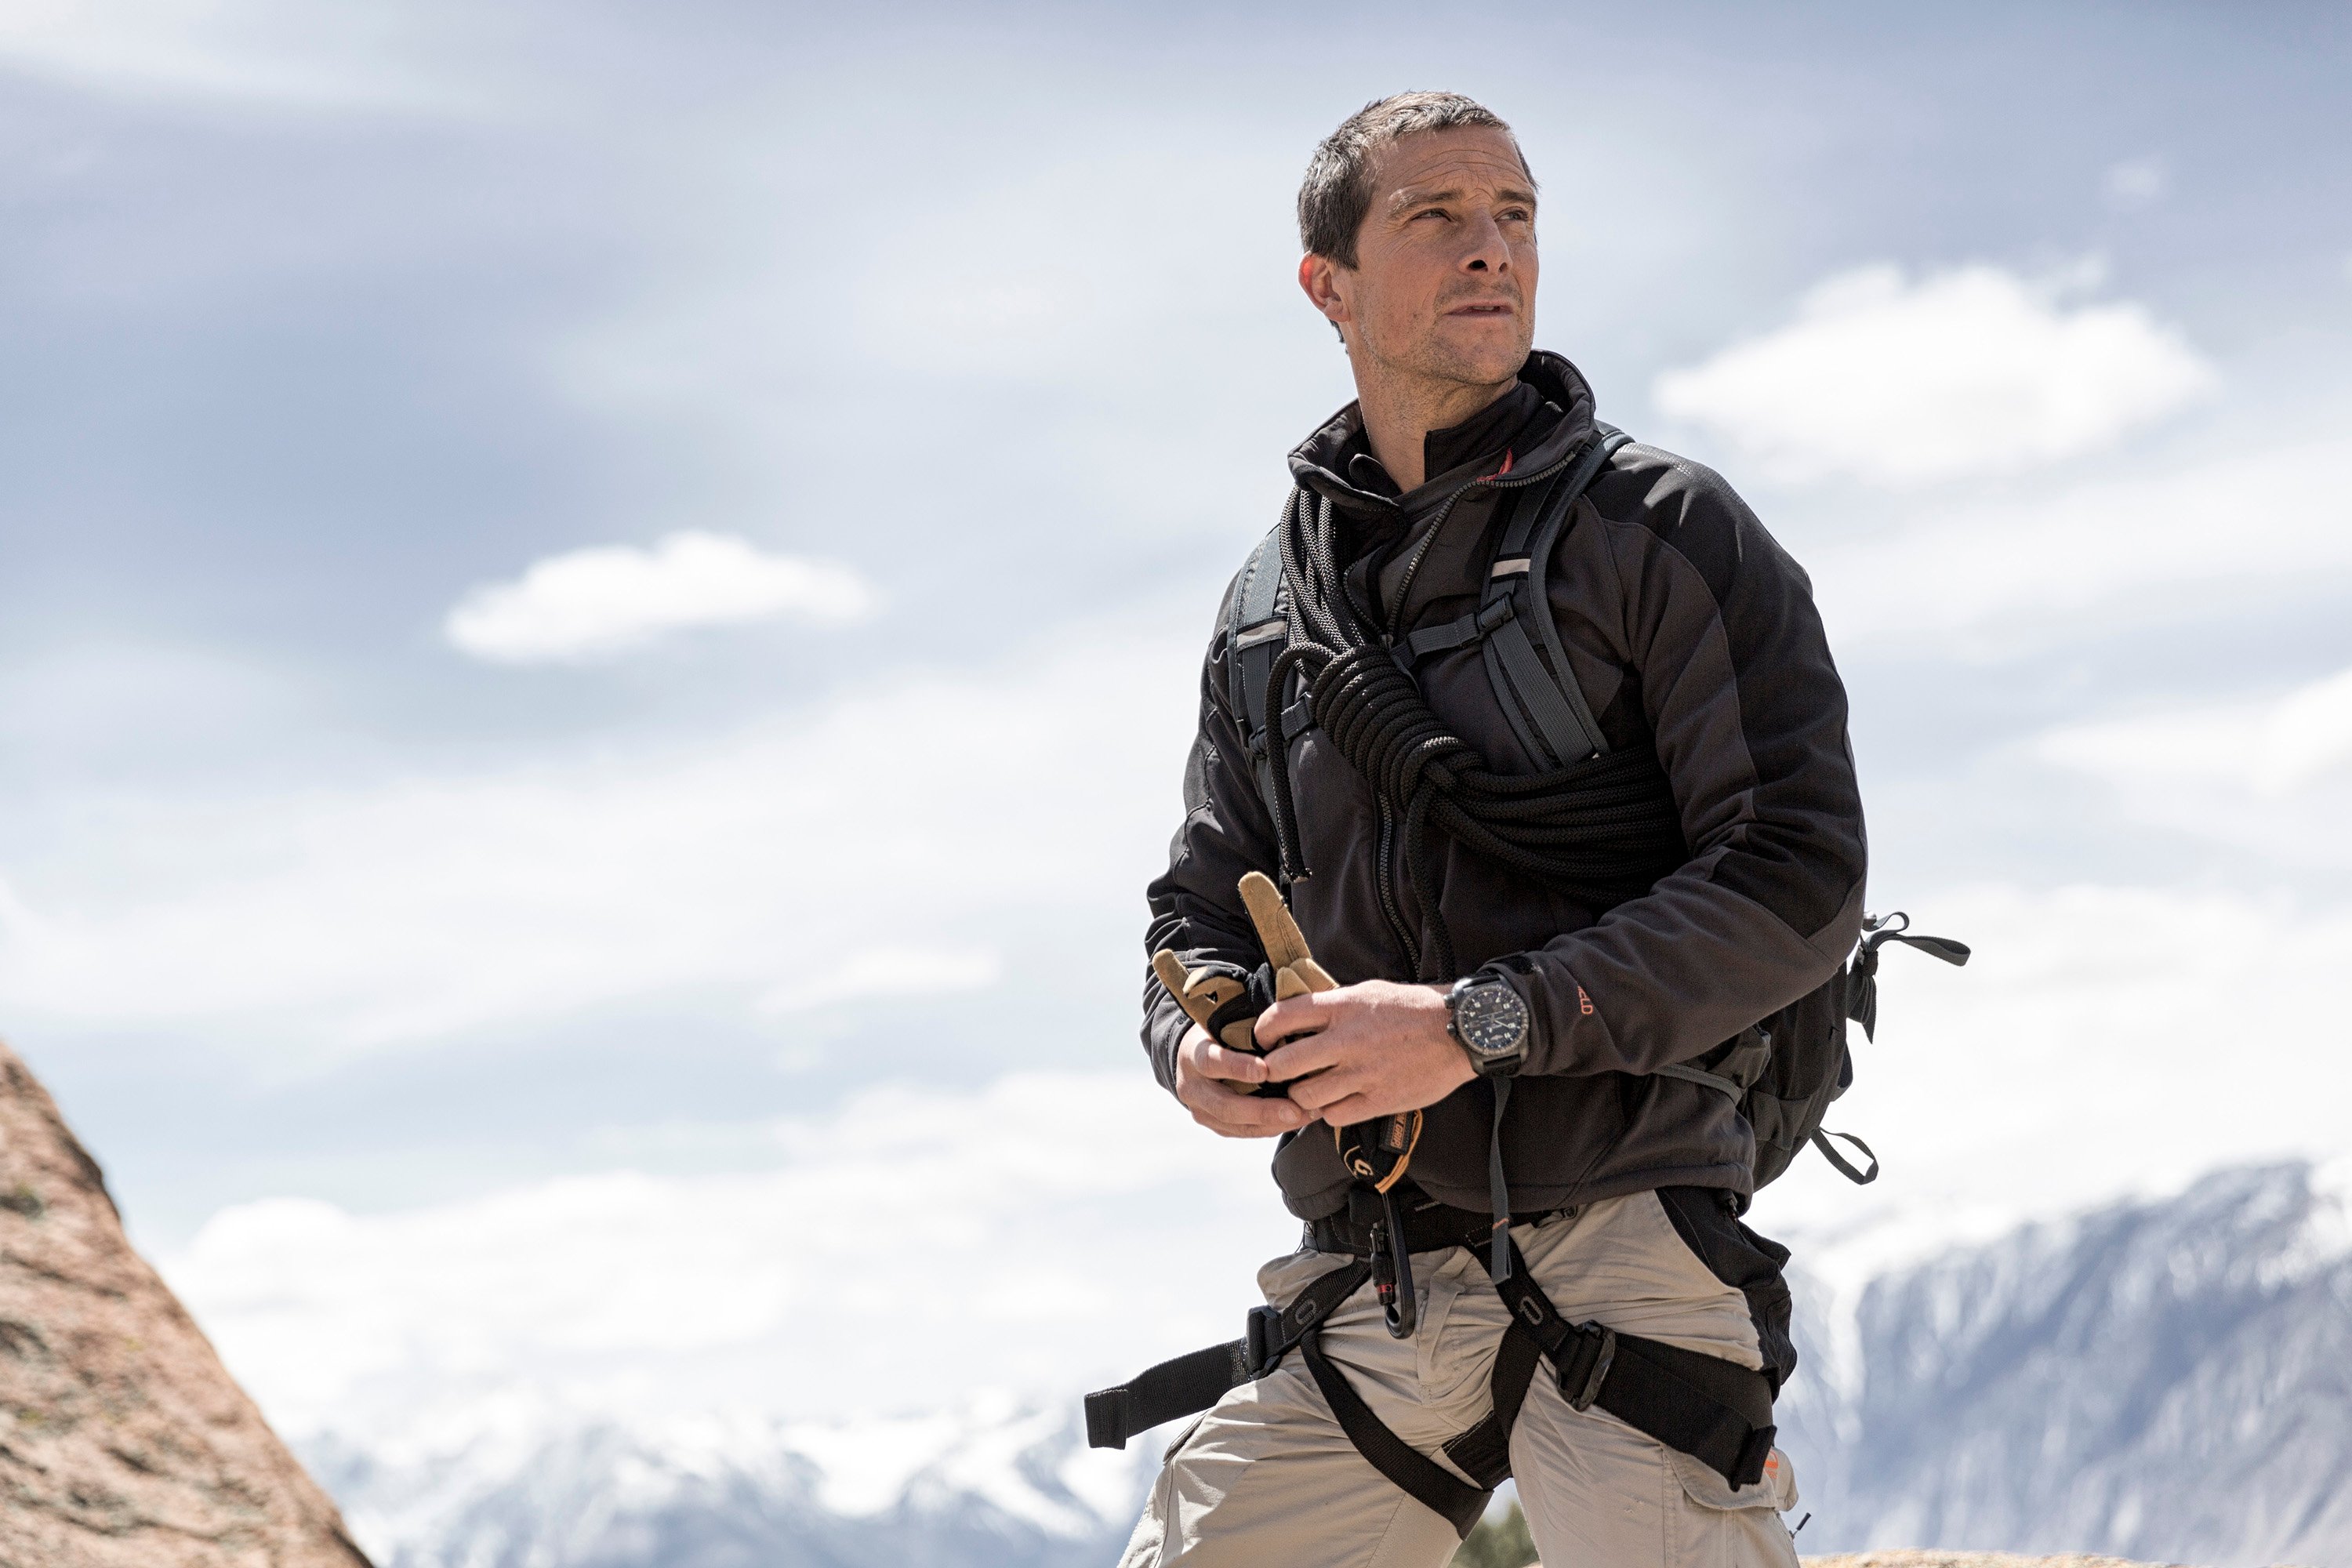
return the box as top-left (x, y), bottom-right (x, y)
top-left (1254, 980), bottom-right (1476, 1127)
top-left (1174, 1023), bottom-right (1311, 1138)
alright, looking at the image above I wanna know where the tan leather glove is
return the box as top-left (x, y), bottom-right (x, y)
top-left (1152, 872), bottom-right (1334, 1068)
top-left (1152, 873), bottom-right (1421, 1192)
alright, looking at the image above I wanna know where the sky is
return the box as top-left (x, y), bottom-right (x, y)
top-left (3, 0), bottom-right (2351, 1476)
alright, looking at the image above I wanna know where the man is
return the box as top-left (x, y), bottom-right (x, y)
top-left (1122, 92), bottom-right (1866, 1566)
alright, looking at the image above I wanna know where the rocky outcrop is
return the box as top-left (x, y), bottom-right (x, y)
top-left (0, 1040), bottom-right (369, 1567)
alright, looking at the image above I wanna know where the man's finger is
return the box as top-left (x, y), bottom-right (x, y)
top-left (1277, 1056), bottom-right (1367, 1115)
top-left (1254, 990), bottom-right (1336, 1050)
top-left (1186, 1080), bottom-right (1308, 1136)
top-left (1257, 1025), bottom-right (1347, 1082)
top-left (1307, 1091), bottom-right (1378, 1127)
top-left (1193, 1040), bottom-right (1269, 1083)
top-left (1193, 1104), bottom-right (1307, 1138)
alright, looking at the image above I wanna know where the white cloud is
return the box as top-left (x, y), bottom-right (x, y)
top-left (162, 1071), bottom-right (1296, 1442)
top-left (1653, 263), bottom-right (2216, 485)
top-left (2033, 664), bottom-right (2352, 869)
top-left (757, 946), bottom-right (1003, 1016)
top-left (2042, 665), bottom-right (2352, 799)
top-left (0, 612), bottom-right (1196, 1055)
top-left (2269, 667), bottom-right (2352, 789)
top-left (1806, 429), bottom-right (2352, 650)
top-left (444, 532), bottom-right (874, 664)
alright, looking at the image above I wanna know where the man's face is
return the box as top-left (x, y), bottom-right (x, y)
top-left (1309, 127), bottom-right (1538, 387)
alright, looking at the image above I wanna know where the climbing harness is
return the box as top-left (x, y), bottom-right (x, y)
top-left (1086, 1187), bottom-right (1782, 1538)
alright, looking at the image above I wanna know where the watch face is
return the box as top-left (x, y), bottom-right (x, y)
top-left (1455, 981), bottom-right (1528, 1058)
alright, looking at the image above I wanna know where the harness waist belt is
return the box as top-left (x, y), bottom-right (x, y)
top-left (1307, 1186), bottom-right (1556, 1259)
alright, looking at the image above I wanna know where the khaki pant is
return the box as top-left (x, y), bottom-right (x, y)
top-left (1117, 1192), bottom-right (1801, 1568)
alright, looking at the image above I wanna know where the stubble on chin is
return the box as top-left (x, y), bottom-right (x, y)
top-left (1355, 314), bottom-right (1527, 395)
top-left (1410, 318), bottom-right (1533, 392)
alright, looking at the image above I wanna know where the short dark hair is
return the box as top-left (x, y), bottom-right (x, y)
top-left (1298, 91), bottom-right (1532, 267)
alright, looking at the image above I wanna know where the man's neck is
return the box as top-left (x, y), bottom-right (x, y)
top-left (1353, 364), bottom-right (1519, 493)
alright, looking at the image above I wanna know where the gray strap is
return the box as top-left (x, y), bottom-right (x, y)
top-left (1811, 1128), bottom-right (1879, 1185)
top-left (1226, 528), bottom-right (1286, 741)
top-left (1405, 572), bottom-right (1534, 666)
top-left (1488, 598), bottom-right (1602, 767)
top-left (1653, 1062), bottom-right (1744, 1098)
top-left (1655, 1024), bottom-right (1772, 1101)
top-left (1225, 528), bottom-right (1293, 834)
top-left (1478, 486), bottom-right (1555, 765)
top-left (1403, 612), bottom-right (1482, 662)
top-left (1472, 426), bottom-right (1628, 768)
top-left (1520, 428), bottom-right (1632, 759)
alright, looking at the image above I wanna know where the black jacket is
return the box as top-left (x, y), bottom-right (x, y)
top-left (1143, 352), bottom-right (1867, 1219)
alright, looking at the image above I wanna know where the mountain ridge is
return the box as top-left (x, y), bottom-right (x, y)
top-left (293, 1160), bottom-right (2352, 1567)
top-left (1779, 1160), bottom-right (2352, 1565)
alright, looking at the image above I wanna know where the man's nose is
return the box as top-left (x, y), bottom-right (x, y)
top-left (1458, 212), bottom-right (1512, 273)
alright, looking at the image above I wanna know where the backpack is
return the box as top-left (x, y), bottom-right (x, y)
top-left (1656, 913), bottom-right (1969, 1186)
top-left (1225, 425), bottom-right (1968, 1190)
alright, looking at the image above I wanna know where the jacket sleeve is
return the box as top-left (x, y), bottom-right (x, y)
top-left (1139, 579), bottom-right (1284, 1092)
top-left (1499, 454), bottom-right (1868, 1077)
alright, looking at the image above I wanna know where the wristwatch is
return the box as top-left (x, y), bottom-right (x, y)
top-left (1446, 975), bottom-right (1530, 1077)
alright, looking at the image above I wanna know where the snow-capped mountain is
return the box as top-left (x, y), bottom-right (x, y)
top-left (300, 1398), bottom-right (1143, 1568)
top-left (307, 1160), bottom-right (2352, 1568)
top-left (1778, 1159), bottom-right (2352, 1565)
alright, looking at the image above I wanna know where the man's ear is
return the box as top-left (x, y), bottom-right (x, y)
top-left (1298, 252), bottom-right (1351, 343)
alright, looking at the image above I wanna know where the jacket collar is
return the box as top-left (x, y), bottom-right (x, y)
top-left (1285, 350), bottom-right (1600, 531)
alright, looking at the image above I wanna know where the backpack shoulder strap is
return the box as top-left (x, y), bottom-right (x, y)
top-left (1237, 425), bottom-right (1628, 798)
top-left (1225, 525), bottom-right (1290, 812)
top-left (1479, 424), bottom-right (1632, 767)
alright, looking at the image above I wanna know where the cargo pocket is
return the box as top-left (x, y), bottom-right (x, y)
top-left (1666, 1446), bottom-right (1798, 1568)
top-left (1668, 1444), bottom-right (1795, 1513)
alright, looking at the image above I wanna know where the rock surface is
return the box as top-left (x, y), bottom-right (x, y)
top-left (0, 1039), bottom-right (368, 1566)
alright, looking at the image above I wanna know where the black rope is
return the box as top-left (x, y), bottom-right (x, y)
top-left (1265, 473), bottom-right (1686, 981)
